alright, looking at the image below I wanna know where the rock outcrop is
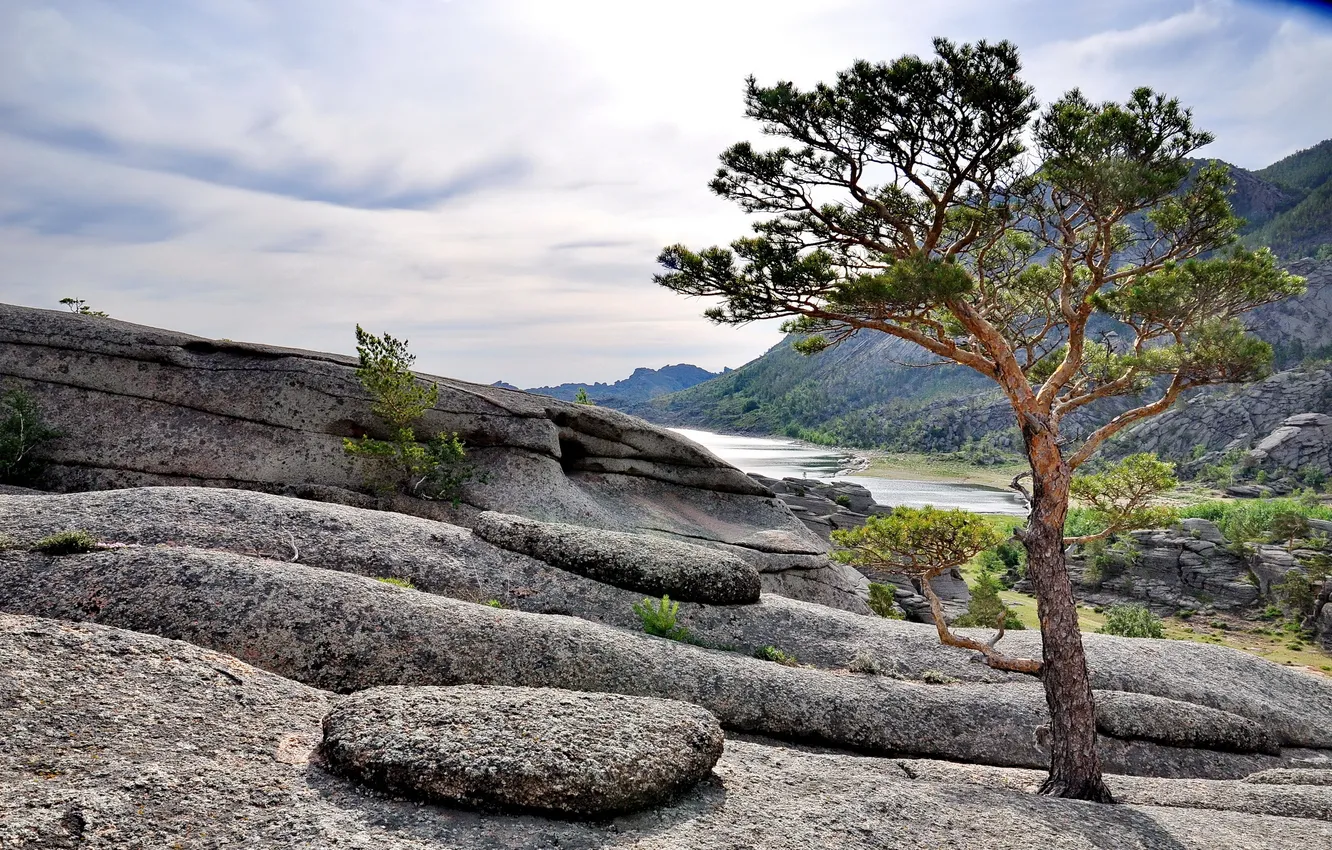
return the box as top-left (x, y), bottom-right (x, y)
top-left (6, 486), bottom-right (1332, 756)
top-left (320, 685), bottom-right (725, 816)
top-left (1065, 519), bottom-right (1260, 612)
top-left (4, 614), bottom-right (1330, 849)
top-left (0, 302), bottom-right (868, 611)
top-left (472, 511), bottom-right (760, 604)
top-left (4, 540), bottom-right (1330, 777)
top-left (1245, 412), bottom-right (1332, 481)
top-left (1109, 362), bottom-right (1332, 473)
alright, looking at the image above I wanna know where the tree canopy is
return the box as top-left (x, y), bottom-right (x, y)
top-left (656, 38), bottom-right (1304, 470)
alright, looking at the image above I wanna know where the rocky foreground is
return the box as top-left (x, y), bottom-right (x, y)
top-left (5, 615), bottom-right (1330, 849)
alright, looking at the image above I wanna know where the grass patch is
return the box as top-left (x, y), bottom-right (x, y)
top-left (374, 577), bottom-right (416, 590)
top-left (859, 453), bottom-right (1028, 490)
top-left (31, 530), bottom-right (99, 555)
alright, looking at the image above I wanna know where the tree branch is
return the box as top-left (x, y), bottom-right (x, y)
top-left (920, 571), bottom-right (1042, 675)
top-left (1066, 375), bottom-right (1188, 468)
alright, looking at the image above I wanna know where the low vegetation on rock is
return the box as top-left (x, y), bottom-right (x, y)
top-left (0, 388), bottom-right (60, 486)
top-left (343, 325), bottom-right (474, 502)
top-left (752, 645), bottom-right (800, 666)
top-left (632, 594), bottom-right (689, 641)
top-left (30, 530), bottom-right (99, 556)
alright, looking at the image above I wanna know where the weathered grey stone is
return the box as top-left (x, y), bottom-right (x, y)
top-left (1245, 768), bottom-right (1332, 786)
top-left (321, 685), bottom-right (724, 815)
top-left (1249, 544), bottom-right (1302, 596)
top-left (1178, 518), bottom-right (1226, 544)
top-left (5, 487), bottom-right (1332, 758)
top-left (8, 614), bottom-right (1329, 849)
top-left (472, 511), bottom-right (760, 604)
top-left (0, 301), bottom-right (868, 612)
top-left (1068, 525), bottom-right (1259, 611)
top-left (1095, 690), bottom-right (1281, 755)
top-left (891, 759), bottom-right (1332, 823)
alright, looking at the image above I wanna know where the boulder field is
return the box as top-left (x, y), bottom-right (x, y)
top-left (0, 302), bottom-right (867, 611)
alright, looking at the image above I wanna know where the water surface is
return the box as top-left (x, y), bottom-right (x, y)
top-left (673, 427), bottom-right (1027, 515)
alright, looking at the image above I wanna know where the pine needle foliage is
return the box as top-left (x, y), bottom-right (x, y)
top-left (343, 326), bottom-right (473, 502)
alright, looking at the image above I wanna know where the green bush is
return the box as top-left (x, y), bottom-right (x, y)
top-left (1177, 498), bottom-right (1332, 548)
top-left (753, 645), bottom-right (799, 666)
top-left (833, 494), bottom-right (852, 508)
top-left (1098, 604), bottom-right (1164, 639)
top-left (0, 389), bottom-right (61, 486)
top-left (632, 595), bottom-right (688, 640)
top-left (32, 530), bottom-right (99, 556)
top-left (952, 567), bottom-right (1024, 630)
top-left (867, 582), bottom-right (904, 619)
top-left (343, 326), bottom-right (474, 502)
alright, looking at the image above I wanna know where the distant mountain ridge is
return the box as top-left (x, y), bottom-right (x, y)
top-left (516, 363), bottom-right (724, 404)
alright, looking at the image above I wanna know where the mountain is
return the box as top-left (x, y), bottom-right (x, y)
top-left (522, 363), bottom-right (723, 404)
top-left (628, 137), bottom-right (1332, 458)
top-left (1243, 139), bottom-right (1332, 259)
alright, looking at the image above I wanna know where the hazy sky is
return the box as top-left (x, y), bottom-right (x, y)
top-left (3, 0), bottom-right (1331, 386)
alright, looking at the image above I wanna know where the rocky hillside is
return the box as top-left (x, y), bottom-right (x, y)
top-left (522, 363), bottom-right (722, 404)
top-left (0, 302), bottom-right (867, 610)
top-left (1246, 139), bottom-right (1332, 259)
top-left (630, 257), bottom-right (1332, 469)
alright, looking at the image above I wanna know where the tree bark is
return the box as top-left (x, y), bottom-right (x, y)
top-left (1022, 426), bottom-right (1115, 802)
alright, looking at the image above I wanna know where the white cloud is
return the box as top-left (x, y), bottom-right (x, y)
top-left (1, 0), bottom-right (1330, 385)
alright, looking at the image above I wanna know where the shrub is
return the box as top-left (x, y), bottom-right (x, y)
top-left (374, 577), bottom-right (416, 589)
top-left (1098, 604), bottom-right (1164, 639)
top-left (867, 582), bottom-right (904, 619)
top-left (919, 669), bottom-right (958, 685)
top-left (0, 389), bottom-right (61, 486)
top-left (632, 595), bottom-right (688, 640)
top-left (1271, 509), bottom-right (1310, 548)
top-left (59, 297), bottom-right (108, 317)
top-left (753, 645), bottom-right (799, 666)
top-left (343, 326), bottom-right (474, 502)
top-left (573, 387), bottom-right (594, 405)
top-left (1275, 571), bottom-right (1316, 619)
top-left (484, 598), bottom-right (505, 608)
top-left (846, 650), bottom-right (883, 675)
top-left (32, 530), bottom-right (99, 556)
top-left (952, 567), bottom-right (1024, 630)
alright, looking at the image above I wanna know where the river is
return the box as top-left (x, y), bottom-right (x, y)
top-left (672, 428), bottom-right (1028, 515)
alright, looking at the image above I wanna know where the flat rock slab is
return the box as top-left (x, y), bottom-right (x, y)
top-left (474, 510), bottom-right (761, 604)
top-left (1245, 768), bottom-right (1332, 786)
top-left (321, 685), bottom-right (724, 816)
top-left (1096, 690), bottom-right (1281, 755)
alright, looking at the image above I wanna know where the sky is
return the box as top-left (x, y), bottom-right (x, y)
top-left (2, 0), bottom-right (1331, 386)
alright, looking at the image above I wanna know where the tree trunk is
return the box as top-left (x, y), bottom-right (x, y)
top-left (1023, 427), bottom-right (1114, 802)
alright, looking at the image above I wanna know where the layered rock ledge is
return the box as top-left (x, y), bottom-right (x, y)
top-left (0, 301), bottom-right (867, 611)
top-left (4, 614), bottom-right (1329, 849)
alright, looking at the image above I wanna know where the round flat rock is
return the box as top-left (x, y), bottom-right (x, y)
top-left (320, 685), bottom-right (724, 816)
